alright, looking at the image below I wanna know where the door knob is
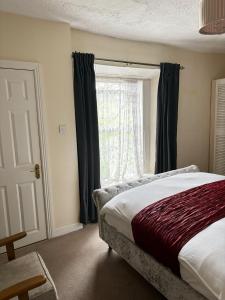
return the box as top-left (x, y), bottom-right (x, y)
top-left (30, 164), bottom-right (40, 179)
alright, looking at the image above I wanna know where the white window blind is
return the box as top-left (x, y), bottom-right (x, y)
top-left (96, 77), bottom-right (144, 186)
top-left (211, 79), bottom-right (225, 175)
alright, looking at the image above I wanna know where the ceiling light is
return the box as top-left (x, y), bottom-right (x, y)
top-left (199, 0), bottom-right (225, 34)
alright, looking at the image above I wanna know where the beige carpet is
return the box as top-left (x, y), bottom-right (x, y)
top-left (0, 224), bottom-right (165, 300)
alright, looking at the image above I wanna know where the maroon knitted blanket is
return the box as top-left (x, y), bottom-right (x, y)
top-left (131, 180), bottom-right (225, 276)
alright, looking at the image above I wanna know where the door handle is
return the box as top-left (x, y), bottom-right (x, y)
top-left (30, 164), bottom-right (40, 179)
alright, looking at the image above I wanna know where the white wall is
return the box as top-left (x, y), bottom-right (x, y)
top-left (1, 11), bottom-right (225, 232)
top-left (0, 12), bottom-right (80, 231)
top-left (71, 29), bottom-right (225, 172)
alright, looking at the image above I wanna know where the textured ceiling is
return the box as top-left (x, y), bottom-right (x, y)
top-left (0, 0), bottom-right (225, 53)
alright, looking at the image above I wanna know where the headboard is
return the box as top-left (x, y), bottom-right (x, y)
top-left (93, 165), bottom-right (200, 212)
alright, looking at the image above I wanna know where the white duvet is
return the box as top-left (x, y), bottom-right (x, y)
top-left (101, 172), bottom-right (225, 300)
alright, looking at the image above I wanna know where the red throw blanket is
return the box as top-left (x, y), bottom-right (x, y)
top-left (131, 180), bottom-right (225, 276)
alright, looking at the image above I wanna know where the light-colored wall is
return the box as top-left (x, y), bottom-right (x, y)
top-left (0, 12), bottom-right (80, 230)
top-left (1, 11), bottom-right (225, 232)
top-left (71, 29), bottom-right (225, 172)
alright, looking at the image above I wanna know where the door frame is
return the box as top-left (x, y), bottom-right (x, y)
top-left (0, 60), bottom-right (53, 239)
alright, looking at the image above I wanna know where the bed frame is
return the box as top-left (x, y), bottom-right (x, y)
top-left (93, 165), bottom-right (207, 300)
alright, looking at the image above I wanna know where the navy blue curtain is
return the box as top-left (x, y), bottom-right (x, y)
top-left (72, 52), bottom-right (100, 224)
top-left (155, 63), bottom-right (180, 174)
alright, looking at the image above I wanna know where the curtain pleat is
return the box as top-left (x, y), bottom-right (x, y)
top-left (72, 52), bottom-right (100, 224)
top-left (155, 63), bottom-right (180, 174)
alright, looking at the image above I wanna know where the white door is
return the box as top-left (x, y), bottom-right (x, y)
top-left (0, 67), bottom-right (47, 248)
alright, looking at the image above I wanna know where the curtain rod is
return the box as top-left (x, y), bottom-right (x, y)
top-left (95, 57), bottom-right (184, 70)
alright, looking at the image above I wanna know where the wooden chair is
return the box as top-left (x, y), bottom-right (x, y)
top-left (0, 232), bottom-right (58, 300)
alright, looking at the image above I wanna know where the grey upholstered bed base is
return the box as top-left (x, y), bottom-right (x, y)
top-left (93, 165), bottom-right (207, 300)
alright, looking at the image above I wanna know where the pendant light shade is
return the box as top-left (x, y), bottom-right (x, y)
top-left (199, 0), bottom-right (225, 34)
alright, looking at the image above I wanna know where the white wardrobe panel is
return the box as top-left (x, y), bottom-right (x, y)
top-left (210, 79), bottom-right (225, 175)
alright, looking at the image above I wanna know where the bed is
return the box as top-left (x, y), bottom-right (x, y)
top-left (93, 165), bottom-right (225, 300)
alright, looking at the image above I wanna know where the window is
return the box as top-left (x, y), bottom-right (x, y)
top-left (96, 77), bottom-right (144, 186)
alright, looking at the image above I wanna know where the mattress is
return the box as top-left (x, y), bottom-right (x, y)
top-left (101, 172), bottom-right (225, 300)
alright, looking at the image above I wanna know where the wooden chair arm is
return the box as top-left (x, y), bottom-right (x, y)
top-left (0, 275), bottom-right (46, 300)
top-left (0, 232), bottom-right (27, 247)
top-left (0, 232), bottom-right (27, 261)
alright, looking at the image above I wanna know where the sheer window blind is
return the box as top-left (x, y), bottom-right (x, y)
top-left (96, 77), bottom-right (144, 186)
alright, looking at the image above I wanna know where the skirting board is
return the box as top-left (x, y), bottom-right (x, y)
top-left (52, 223), bottom-right (83, 238)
